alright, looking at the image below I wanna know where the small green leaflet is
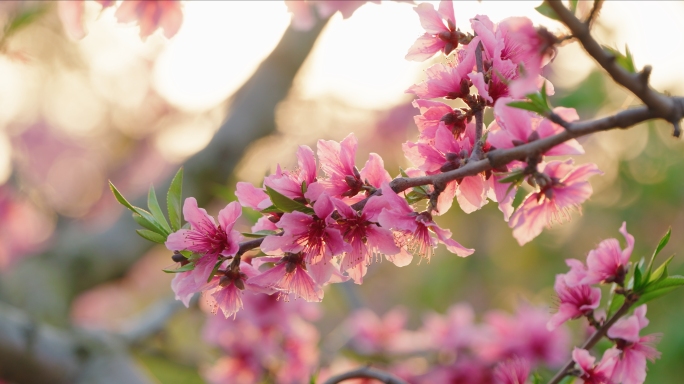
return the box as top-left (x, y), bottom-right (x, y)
top-left (264, 185), bottom-right (314, 214)
top-left (148, 185), bottom-right (171, 233)
top-left (534, 3), bottom-right (561, 21)
top-left (636, 276), bottom-right (684, 306)
top-left (167, 168), bottom-right (184, 231)
top-left (602, 45), bottom-right (636, 73)
top-left (241, 230), bottom-right (278, 238)
top-left (162, 262), bottom-right (195, 274)
top-left (110, 181), bottom-right (169, 236)
top-left (506, 83), bottom-right (552, 116)
top-left (136, 229), bottom-right (167, 244)
top-left (644, 227), bottom-right (671, 282)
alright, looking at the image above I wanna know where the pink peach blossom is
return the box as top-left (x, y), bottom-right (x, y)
top-left (488, 97), bottom-right (584, 156)
top-left (509, 160), bottom-right (603, 246)
top-left (165, 198), bottom-right (242, 281)
top-left (406, 0), bottom-right (460, 61)
top-left (581, 222), bottom-right (634, 286)
top-left (607, 305), bottom-right (661, 384)
top-left (406, 58), bottom-right (475, 100)
top-left (247, 252), bottom-right (323, 302)
top-left (376, 183), bottom-right (474, 259)
top-left (573, 348), bottom-right (619, 384)
top-left (493, 356), bottom-right (530, 384)
top-left (547, 272), bottom-right (601, 330)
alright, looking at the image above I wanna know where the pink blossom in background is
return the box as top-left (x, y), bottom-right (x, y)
top-left (493, 356), bottom-right (531, 384)
top-left (286, 1), bottom-right (380, 31)
top-left (165, 198), bottom-right (242, 282)
top-left (346, 308), bottom-right (421, 355)
top-left (607, 305), bottom-right (661, 384)
top-left (547, 271), bottom-right (601, 330)
top-left (509, 160), bottom-right (603, 246)
top-left (416, 358), bottom-right (493, 384)
top-left (478, 304), bottom-right (570, 367)
top-left (406, 0), bottom-right (460, 61)
top-left (114, 0), bottom-right (183, 39)
top-left (420, 303), bottom-right (476, 351)
top-left (488, 98), bottom-right (584, 157)
top-left (572, 348), bottom-right (619, 384)
top-left (581, 222), bottom-right (634, 286)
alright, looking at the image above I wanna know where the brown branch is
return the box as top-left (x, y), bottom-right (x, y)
top-left (322, 366), bottom-right (409, 384)
top-left (547, 295), bottom-right (638, 384)
top-left (545, 0), bottom-right (684, 136)
top-left (584, 0), bottom-right (604, 27)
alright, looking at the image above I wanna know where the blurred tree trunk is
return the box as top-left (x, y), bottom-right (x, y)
top-left (0, 17), bottom-right (328, 328)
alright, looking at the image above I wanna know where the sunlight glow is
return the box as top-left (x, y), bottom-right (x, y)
top-left (152, 2), bottom-right (290, 111)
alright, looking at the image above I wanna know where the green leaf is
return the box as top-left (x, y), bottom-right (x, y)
top-left (535, 3), bottom-right (561, 21)
top-left (399, 167), bottom-right (410, 178)
top-left (633, 263), bottom-right (643, 290)
top-left (110, 181), bottom-right (137, 211)
top-left (405, 190), bottom-right (428, 204)
top-left (4, 6), bottom-right (46, 37)
top-left (497, 170), bottom-right (525, 184)
top-left (241, 230), bottom-right (278, 238)
top-left (603, 45), bottom-right (636, 73)
top-left (131, 212), bottom-right (167, 235)
top-left (167, 168), bottom-right (184, 232)
top-left (260, 205), bottom-right (283, 214)
top-left (162, 262), bottom-right (195, 274)
top-left (136, 229), bottom-right (167, 244)
top-left (648, 254), bottom-right (675, 285)
top-left (265, 186), bottom-right (314, 214)
top-left (148, 186), bottom-right (171, 235)
top-left (301, 180), bottom-right (308, 196)
top-left (532, 372), bottom-right (543, 384)
top-left (207, 259), bottom-right (225, 283)
top-left (606, 288), bottom-right (625, 318)
top-left (506, 101), bottom-right (546, 114)
top-left (645, 227), bottom-right (671, 280)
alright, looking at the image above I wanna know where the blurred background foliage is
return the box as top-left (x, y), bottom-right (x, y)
top-left (0, 1), bottom-right (683, 383)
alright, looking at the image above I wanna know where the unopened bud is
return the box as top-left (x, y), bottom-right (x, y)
top-left (445, 152), bottom-right (459, 162)
top-left (527, 130), bottom-right (540, 142)
top-left (171, 253), bottom-right (187, 263)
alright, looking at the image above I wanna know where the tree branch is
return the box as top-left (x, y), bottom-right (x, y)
top-left (0, 302), bottom-right (152, 384)
top-left (547, 295), bottom-right (637, 384)
top-left (545, 0), bottom-right (684, 136)
top-left (322, 366), bottom-right (409, 384)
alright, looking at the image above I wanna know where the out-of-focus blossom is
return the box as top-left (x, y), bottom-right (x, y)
top-left (420, 303), bottom-right (476, 351)
top-left (478, 304), bottom-right (570, 367)
top-left (286, 1), bottom-right (380, 31)
top-left (346, 308), bottom-right (421, 354)
top-left (582, 222), bottom-right (634, 286)
top-left (0, 186), bottom-right (53, 270)
top-left (509, 160), bottom-right (603, 246)
top-left (493, 356), bottom-right (531, 384)
top-left (572, 348), bottom-right (619, 384)
top-left (606, 306), bottom-right (661, 384)
top-left (57, 0), bottom-right (114, 40)
top-left (406, 0), bottom-right (461, 61)
top-left (114, 0), bottom-right (183, 39)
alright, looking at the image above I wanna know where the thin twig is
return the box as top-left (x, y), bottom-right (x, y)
top-left (585, 0), bottom-right (604, 27)
top-left (547, 296), bottom-right (637, 384)
top-left (323, 366), bottom-right (409, 384)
